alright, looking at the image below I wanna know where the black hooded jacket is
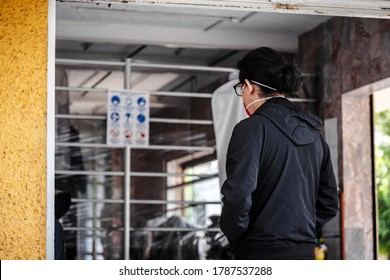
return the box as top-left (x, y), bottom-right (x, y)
top-left (220, 97), bottom-right (338, 254)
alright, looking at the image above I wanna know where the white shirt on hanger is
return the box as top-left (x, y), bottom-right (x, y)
top-left (211, 78), bottom-right (247, 185)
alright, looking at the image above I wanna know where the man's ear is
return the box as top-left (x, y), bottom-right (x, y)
top-left (244, 79), bottom-right (254, 94)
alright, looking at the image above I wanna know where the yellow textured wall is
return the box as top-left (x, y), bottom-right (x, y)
top-left (0, 0), bottom-right (48, 259)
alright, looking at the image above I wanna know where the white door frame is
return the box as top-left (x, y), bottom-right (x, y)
top-left (47, 0), bottom-right (56, 260)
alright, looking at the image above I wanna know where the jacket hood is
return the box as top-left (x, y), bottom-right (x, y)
top-left (254, 98), bottom-right (322, 146)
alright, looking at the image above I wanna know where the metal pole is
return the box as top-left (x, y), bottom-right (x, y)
top-left (55, 170), bottom-right (214, 178)
top-left (130, 61), bottom-right (236, 73)
top-left (55, 58), bottom-right (317, 77)
top-left (55, 58), bottom-right (125, 67)
top-left (56, 142), bottom-right (216, 152)
top-left (55, 114), bottom-right (214, 125)
top-left (125, 58), bottom-right (132, 90)
top-left (54, 86), bottom-right (317, 102)
top-left (124, 146), bottom-right (131, 260)
top-left (124, 58), bottom-right (132, 260)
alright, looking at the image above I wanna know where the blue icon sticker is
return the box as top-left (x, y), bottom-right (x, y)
top-left (137, 97), bottom-right (147, 107)
top-left (137, 114), bottom-right (146, 123)
top-left (111, 112), bottom-right (120, 122)
top-left (125, 113), bottom-right (131, 122)
top-left (111, 95), bottom-right (120, 105)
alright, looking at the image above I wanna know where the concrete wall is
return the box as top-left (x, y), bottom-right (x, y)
top-left (299, 17), bottom-right (390, 259)
top-left (342, 87), bottom-right (374, 259)
top-left (0, 0), bottom-right (49, 259)
top-left (299, 17), bottom-right (390, 119)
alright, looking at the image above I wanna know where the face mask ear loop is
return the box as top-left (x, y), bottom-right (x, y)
top-left (245, 96), bottom-right (274, 110)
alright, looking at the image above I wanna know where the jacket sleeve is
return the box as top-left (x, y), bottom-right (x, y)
top-left (316, 137), bottom-right (339, 232)
top-left (220, 120), bottom-right (261, 244)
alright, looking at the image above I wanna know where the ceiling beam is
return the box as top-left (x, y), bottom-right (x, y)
top-left (60, 0), bottom-right (390, 19)
top-left (57, 20), bottom-right (299, 51)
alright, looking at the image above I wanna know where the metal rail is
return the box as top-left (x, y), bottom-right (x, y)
top-left (56, 58), bottom-right (317, 77)
top-left (55, 86), bottom-right (214, 98)
top-left (55, 114), bottom-right (214, 125)
top-left (56, 170), bottom-right (215, 178)
top-left (71, 198), bottom-right (221, 205)
top-left (63, 227), bottom-right (221, 232)
top-left (55, 86), bottom-right (316, 102)
top-left (56, 142), bottom-right (216, 152)
top-left (56, 58), bottom-right (236, 73)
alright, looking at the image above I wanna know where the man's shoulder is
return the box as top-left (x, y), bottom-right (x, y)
top-left (233, 114), bottom-right (267, 136)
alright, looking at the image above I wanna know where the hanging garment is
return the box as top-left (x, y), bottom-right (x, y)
top-left (211, 79), bottom-right (247, 184)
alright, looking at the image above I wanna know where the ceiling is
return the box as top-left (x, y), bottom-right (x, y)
top-left (56, 2), bottom-right (332, 53)
top-left (55, 1), bottom-right (332, 115)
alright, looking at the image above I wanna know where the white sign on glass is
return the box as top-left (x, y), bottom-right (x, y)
top-left (106, 89), bottom-right (150, 147)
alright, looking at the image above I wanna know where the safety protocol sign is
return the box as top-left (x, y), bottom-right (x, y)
top-left (106, 89), bottom-right (150, 147)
